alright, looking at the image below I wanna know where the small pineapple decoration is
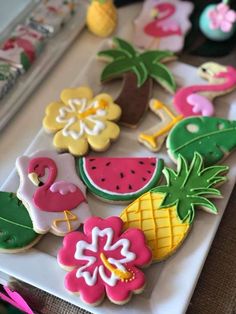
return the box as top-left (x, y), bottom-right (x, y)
top-left (86, 0), bottom-right (117, 37)
top-left (120, 153), bottom-right (228, 262)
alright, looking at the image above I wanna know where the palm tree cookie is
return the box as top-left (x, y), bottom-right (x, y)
top-left (97, 37), bottom-right (176, 128)
top-left (120, 153), bottom-right (228, 262)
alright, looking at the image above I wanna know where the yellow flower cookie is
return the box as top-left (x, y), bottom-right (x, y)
top-left (43, 87), bottom-right (121, 156)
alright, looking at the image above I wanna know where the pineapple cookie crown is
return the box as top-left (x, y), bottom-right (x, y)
top-left (152, 152), bottom-right (229, 224)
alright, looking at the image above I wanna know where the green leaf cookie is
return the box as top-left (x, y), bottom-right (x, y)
top-left (167, 116), bottom-right (236, 166)
top-left (0, 191), bottom-right (40, 252)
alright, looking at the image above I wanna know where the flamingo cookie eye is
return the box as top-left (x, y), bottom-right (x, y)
top-left (57, 216), bottom-right (152, 305)
top-left (16, 150), bottom-right (91, 236)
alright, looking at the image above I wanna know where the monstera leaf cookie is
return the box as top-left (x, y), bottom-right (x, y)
top-left (167, 116), bottom-right (236, 166)
top-left (0, 191), bottom-right (40, 253)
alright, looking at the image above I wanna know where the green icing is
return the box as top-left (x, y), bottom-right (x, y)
top-left (97, 37), bottom-right (176, 92)
top-left (76, 157), bottom-right (164, 202)
top-left (0, 192), bottom-right (39, 251)
top-left (167, 117), bottom-right (236, 166)
top-left (152, 153), bottom-right (228, 224)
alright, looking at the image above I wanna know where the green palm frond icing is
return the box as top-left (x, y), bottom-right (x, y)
top-left (152, 153), bottom-right (228, 224)
top-left (98, 37), bottom-right (176, 91)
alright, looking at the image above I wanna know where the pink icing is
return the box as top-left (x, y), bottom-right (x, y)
top-left (84, 157), bottom-right (158, 194)
top-left (58, 216), bottom-right (152, 305)
top-left (50, 180), bottom-right (77, 195)
top-left (187, 94), bottom-right (214, 116)
top-left (144, 3), bottom-right (182, 37)
top-left (174, 66), bottom-right (236, 117)
top-left (28, 157), bottom-right (85, 212)
top-left (0, 286), bottom-right (34, 314)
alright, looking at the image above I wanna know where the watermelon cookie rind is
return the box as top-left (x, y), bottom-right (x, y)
top-left (77, 157), bottom-right (164, 202)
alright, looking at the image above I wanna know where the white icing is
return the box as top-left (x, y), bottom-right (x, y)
top-left (74, 227), bottom-right (136, 287)
top-left (56, 98), bottom-right (107, 140)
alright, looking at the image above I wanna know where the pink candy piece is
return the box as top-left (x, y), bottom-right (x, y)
top-left (0, 286), bottom-right (34, 314)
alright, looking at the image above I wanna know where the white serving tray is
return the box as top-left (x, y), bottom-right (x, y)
top-left (0, 51), bottom-right (236, 314)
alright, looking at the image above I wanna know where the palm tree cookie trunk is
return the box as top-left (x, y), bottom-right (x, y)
top-left (116, 72), bottom-right (153, 127)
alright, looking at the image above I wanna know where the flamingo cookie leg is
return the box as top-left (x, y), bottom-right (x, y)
top-left (139, 99), bottom-right (182, 152)
top-left (16, 150), bottom-right (91, 236)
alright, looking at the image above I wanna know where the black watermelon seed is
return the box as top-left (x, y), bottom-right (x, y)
top-left (129, 185), bottom-right (132, 190)
top-left (120, 172), bottom-right (124, 178)
top-left (101, 178), bottom-right (105, 182)
top-left (89, 158), bottom-right (95, 161)
top-left (147, 170), bottom-right (152, 174)
top-left (142, 177), bottom-right (147, 181)
top-left (116, 185), bottom-right (120, 190)
top-left (139, 161), bottom-right (144, 165)
top-left (91, 166), bottom-right (96, 170)
top-left (151, 162), bottom-right (156, 166)
top-left (131, 170), bottom-right (135, 174)
top-left (106, 162), bottom-right (111, 166)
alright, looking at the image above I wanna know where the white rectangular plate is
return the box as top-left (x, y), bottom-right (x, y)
top-left (0, 36), bottom-right (236, 314)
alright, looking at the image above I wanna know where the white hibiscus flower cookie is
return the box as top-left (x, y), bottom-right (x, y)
top-left (43, 86), bottom-right (121, 156)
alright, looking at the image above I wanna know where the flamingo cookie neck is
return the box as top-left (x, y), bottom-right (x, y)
top-left (174, 65), bottom-right (236, 117)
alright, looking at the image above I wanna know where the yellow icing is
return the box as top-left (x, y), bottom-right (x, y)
top-left (86, 0), bottom-right (117, 37)
top-left (139, 100), bottom-right (183, 150)
top-left (53, 210), bottom-right (78, 233)
top-left (120, 192), bottom-right (189, 262)
top-left (100, 252), bottom-right (133, 281)
top-left (43, 86), bottom-right (121, 156)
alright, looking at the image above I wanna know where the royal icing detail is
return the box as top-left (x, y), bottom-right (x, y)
top-left (120, 153), bottom-right (228, 262)
top-left (0, 192), bottom-right (39, 252)
top-left (98, 37), bottom-right (176, 127)
top-left (78, 157), bottom-right (164, 203)
top-left (87, 0), bottom-right (117, 37)
top-left (174, 62), bottom-right (236, 117)
top-left (16, 150), bottom-right (91, 235)
top-left (139, 99), bottom-right (183, 152)
top-left (134, 0), bottom-right (193, 52)
top-left (58, 216), bottom-right (152, 305)
top-left (167, 116), bottom-right (236, 166)
top-left (43, 87), bottom-right (121, 156)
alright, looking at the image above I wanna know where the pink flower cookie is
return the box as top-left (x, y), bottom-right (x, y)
top-left (16, 150), bottom-right (91, 236)
top-left (58, 216), bottom-right (152, 305)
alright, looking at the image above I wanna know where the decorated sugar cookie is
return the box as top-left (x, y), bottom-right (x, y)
top-left (43, 87), bottom-right (121, 156)
top-left (97, 37), bottom-right (176, 128)
top-left (134, 0), bottom-right (193, 52)
top-left (120, 153), bottom-right (228, 262)
top-left (58, 216), bottom-right (152, 305)
top-left (77, 157), bottom-right (164, 203)
top-left (0, 191), bottom-right (40, 253)
top-left (167, 116), bottom-right (236, 166)
top-left (139, 62), bottom-right (236, 152)
top-left (16, 150), bottom-right (91, 236)
top-left (87, 0), bottom-right (117, 37)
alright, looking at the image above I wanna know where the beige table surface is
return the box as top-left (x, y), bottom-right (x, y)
top-left (0, 3), bottom-right (236, 314)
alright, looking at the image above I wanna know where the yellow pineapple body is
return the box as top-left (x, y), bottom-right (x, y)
top-left (86, 0), bottom-right (117, 37)
top-left (120, 192), bottom-right (190, 262)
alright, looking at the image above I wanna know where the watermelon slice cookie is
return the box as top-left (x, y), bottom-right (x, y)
top-left (77, 157), bottom-right (164, 203)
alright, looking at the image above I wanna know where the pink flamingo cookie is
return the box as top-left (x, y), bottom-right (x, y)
top-left (16, 150), bottom-right (91, 236)
top-left (134, 0), bottom-right (193, 52)
top-left (58, 216), bottom-right (152, 306)
top-left (174, 62), bottom-right (236, 117)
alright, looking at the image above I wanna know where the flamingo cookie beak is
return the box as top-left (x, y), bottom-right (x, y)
top-left (28, 172), bottom-right (40, 186)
